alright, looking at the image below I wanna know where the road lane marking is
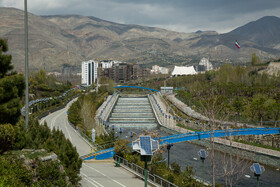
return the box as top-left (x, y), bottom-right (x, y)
top-left (83, 163), bottom-right (106, 176)
top-left (50, 109), bottom-right (67, 130)
top-left (84, 178), bottom-right (98, 187)
top-left (64, 117), bottom-right (72, 142)
top-left (66, 119), bottom-right (94, 149)
top-left (83, 177), bottom-right (99, 187)
top-left (41, 98), bottom-right (77, 126)
top-left (83, 163), bottom-right (126, 187)
top-left (108, 177), bottom-right (126, 187)
top-left (81, 172), bottom-right (103, 187)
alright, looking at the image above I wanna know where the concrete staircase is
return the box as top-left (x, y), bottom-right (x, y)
top-left (108, 96), bottom-right (158, 128)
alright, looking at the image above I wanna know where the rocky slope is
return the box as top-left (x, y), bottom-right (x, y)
top-left (1, 7), bottom-right (280, 72)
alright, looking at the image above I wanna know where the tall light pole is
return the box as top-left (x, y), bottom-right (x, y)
top-left (198, 149), bottom-right (208, 184)
top-left (24, 0), bottom-right (29, 129)
top-left (167, 143), bottom-right (173, 168)
top-left (250, 163), bottom-right (265, 187)
top-left (132, 136), bottom-right (159, 187)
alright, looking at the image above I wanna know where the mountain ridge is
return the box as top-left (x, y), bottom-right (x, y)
top-left (0, 7), bottom-right (280, 72)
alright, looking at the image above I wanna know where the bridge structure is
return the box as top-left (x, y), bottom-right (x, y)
top-left (114, 85), bottom-right (160, 92)
top-left (81, 127), bottom-right (280, 160)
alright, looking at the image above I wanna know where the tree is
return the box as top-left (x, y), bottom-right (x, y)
top-left (232, 96), bottom-right (246, 123)
top-left (171, 162), bottom-right (181, 175)
top-left (101, 77), bottom-right (115, 94)
top-left (251, 53), bottom-right (261, 65)
top-left (114, 139), bottom-right (131, 157)
top-left (0, 123), bottom-right (15, 153)
top-left (0, 38), bottom-right (25, 125)
top-left (36, 69), bottom-right (47, 84)
top-left (180, 166), bottom-right (201, 187)
top-left (249, 94), bottom-right (267, 125)
top-left (219, 134), bottom-right (251, 187)
top-left (200, 93), bottom-right (229, 187)
top-left (0, 156), bottom-right (32, 186)
top-left (37, 161), bottom-right (67, 186)
top-left (0, 39), bottom-right (13, 77)
top-left (272, 93), bottom-right (280, 127)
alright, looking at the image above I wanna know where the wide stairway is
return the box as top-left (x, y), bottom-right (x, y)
top-left (108, 96), bottom-right (158, 128)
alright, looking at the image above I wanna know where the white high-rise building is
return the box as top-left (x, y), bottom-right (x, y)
top-left (81, 60), bottom-right (98, 86)
top-left (199, 58), bottom-right (213, 71)
top-left (101, 61), bottom-right (113, 69)
top-left (151, 65), bottom-right (169, 74)
top-left (101, 60), bottom-right (122, 69)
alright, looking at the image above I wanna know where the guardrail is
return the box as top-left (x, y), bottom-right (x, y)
top-left (159, 127), bottom-right (280, 144)
top-left (98, 91), bottom-right (120, 127)
top-left (21, 88), bottom-right (77, 116)
top-left (148, 94), bottom-right (164, 125)
top-left (149, 93), bottom-right (175, 127)
top-left (80, 127), bottom-right (280, 161)
top-left (67, 119), bottom-right (95, 148)
top-left (81, 147), bottom-right (115, 160)
top-left (115, 155), bottom-right (178, 187)
top-left (157, 92), bottom-right (177, 117)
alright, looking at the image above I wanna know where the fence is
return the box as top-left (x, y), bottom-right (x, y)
top-left (115, 155), bottom-right (178, 187)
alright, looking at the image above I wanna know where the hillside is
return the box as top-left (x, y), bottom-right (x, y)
top-left (1, 7), bottom-right (280, 72)
top-left (229, 16), bottom-right (280, 48)
top-left (0, 8), bottom-right (84, 72)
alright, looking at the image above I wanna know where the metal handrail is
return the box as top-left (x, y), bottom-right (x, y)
top-left (98, 91), bottom-right (120, 126)
top-left (148, 94), bottom-right (164, 125)
top-left (115, 155), bottom-right (178, 187)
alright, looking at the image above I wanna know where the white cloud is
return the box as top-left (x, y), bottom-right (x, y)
top-left (1, 0), bottom-right (72, 11)
top-left (1, 0), bottom-right (23, 8)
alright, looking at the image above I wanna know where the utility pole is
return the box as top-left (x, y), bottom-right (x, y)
top-left (198, 149), bottom-right (208, 184)
top-left (24, 0), bottom-right (29, 129)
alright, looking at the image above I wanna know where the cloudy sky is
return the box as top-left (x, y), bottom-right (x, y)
top-left (1, 0), bottom-right (280, 33)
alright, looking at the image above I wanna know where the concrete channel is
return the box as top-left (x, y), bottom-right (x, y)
top-left (98, 92), bottom-right (280, 186)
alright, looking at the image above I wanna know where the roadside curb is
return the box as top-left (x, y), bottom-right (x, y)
top-left (84, 159), bottom-right (114, 163)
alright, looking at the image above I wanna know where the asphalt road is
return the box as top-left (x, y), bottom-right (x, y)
top-left (40, 99), bottom-right (148, 187)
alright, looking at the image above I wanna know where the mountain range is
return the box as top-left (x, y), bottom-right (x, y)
top-left (1, 7), bottom-right (280, 72)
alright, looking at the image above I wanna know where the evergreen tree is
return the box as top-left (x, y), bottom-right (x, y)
top-left (0, 38), bottom-right (25, 125)
top-left (0, 123), bottom-right (15, 153)
top-left (0, 156), bottom-right (33, 186)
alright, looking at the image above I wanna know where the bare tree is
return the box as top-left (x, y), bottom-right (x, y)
top-left (219, 134), bottom-right (252, 187)
top-left (79, 97), bottom-right (105, 136)
top-left (200, 93), bottom-right (229, 186)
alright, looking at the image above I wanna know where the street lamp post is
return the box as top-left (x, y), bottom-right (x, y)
top-left (167, 143), bottom-right (173, 168)
top-left (106, 122), bottom-right (109, 129)
top-left (198, 149), bottom-right (208, 184)
top-left (168, 115), bottom-right (171, 126)
top-left (132, 136), bottom-right (159, 187)
top-left (250, 163), bottom-right (265, 187)
top-left (24, 0), bottom-right (29, 129)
